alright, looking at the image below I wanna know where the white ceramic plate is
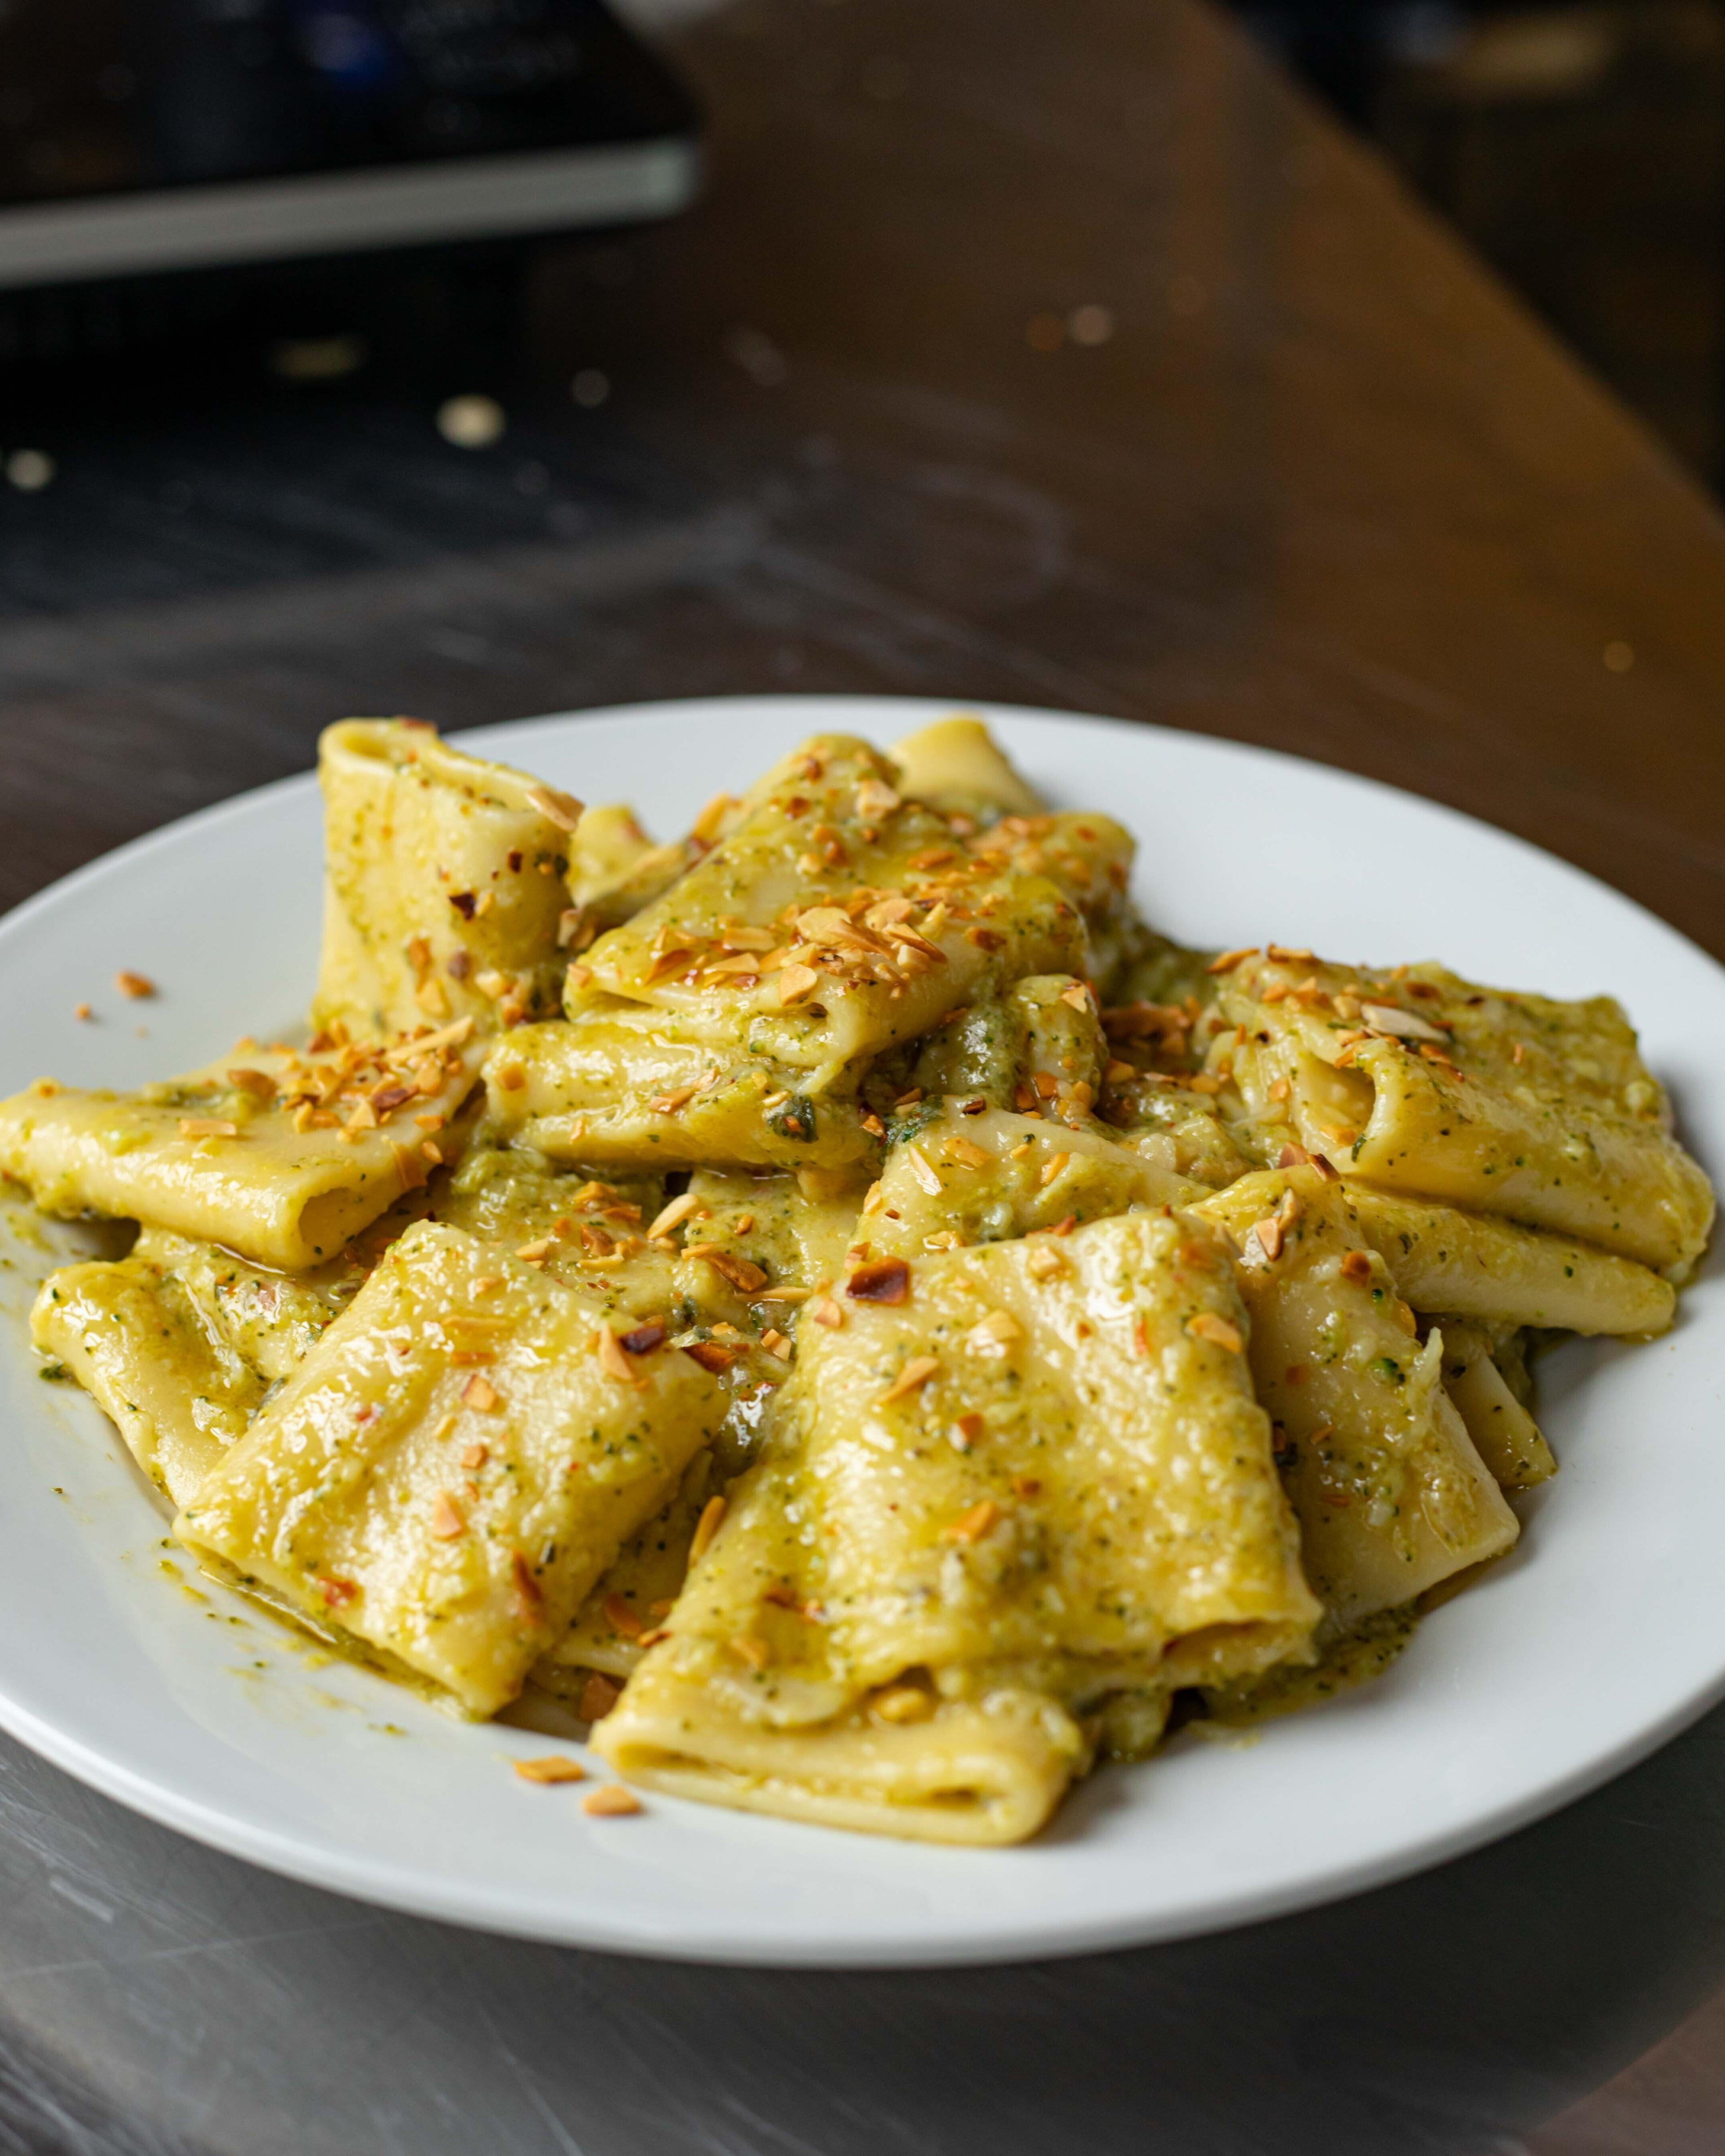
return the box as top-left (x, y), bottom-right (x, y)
top-left (1, 695), bottom-right (1721, 1969)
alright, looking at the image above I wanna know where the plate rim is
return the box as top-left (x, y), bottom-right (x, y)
top-left (1, 690), bottom-right (1721, 1969)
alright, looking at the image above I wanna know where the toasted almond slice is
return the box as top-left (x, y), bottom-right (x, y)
top-left (1038, 1151), bottom-right (1070, 1188)
top-left (942, 1134), bottom-right (992, 1170)
top-left (582, 1784), bottom-right (642, 1817)
top-left (1206, 946), bottom-right (1259, 975)
top-left (1059, 982), bottom-right (1093, 1012)
top-left (576, 1674), bottom-right (620, 1723)
top-left (1186, 1312), bottom-right (1244, 1353)
top-left (526, 782), bottom-right (584, 832)
top-left (879, 1354), bottom-right (940, 1405)
top-left (594, 1327), bottom-right (642, 1386)
top-left (604, 1592), bottom-right (645, 1640)
top-left (515, 1755), bottom-right (587, 1784)
top-left (1360, 1000), bottom-right (1449, 1042)
top-left (646, 1191), bottom-right (703, 1240)
top-left (729, 1634), bottom-right (771, 1670)
top-left (905, 1144), bottom-right (943, 1196)
top-left (778, 963), bottom-right (821, 1006)
top-left (689, 1495), bottom-right (728, 1564)
top-left (429, 1490), bottom-right (466, 1539)
top-left (515, 1238), bottom-right (553, 1263)
top-left (942, 1499), bottom-right (1000, 1544)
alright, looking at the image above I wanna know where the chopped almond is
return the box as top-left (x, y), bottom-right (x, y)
top-left (1038, 1151), bottom-right (1070, 1188)
top-left (515, 1238), bottom-right (553, 1264)
top-left (462, 1373), bottom-right (500, 1412)
top-left (604, 1593), bottom-right (645, 1641)
top-left (1339, 1250), bottom-right (1374, 1283)
top-left (964, 1308), bottom-right (1022, 1358)
top-left (1026, 1243), bottom-right (1066, 1279)
top-left (515, 1754), bottom-right (587, 1784)
top-left (1205, 947), bottom-right (1258, 975)
top-left (879, 1354), bottom-right (941, 1405)
top-left (429, 1490), bottom-right (466, 1539)
top-left (761, 1328), bottom-right (794, 1361)
top-left (115, 970), bottom-right (155, 999)
top-left (1186, 1312), bottom-right (1244, 1353)
top-left (729, 1634), bottom-right (771, 1670)
top-left (949, 1411), bottom-right (985, 1452)
top-left (942, 1499), bottom-right (1000, 1544)
top-left (944, 1135), bottom-right (991, 1169)
top-left (809, 1295), bottom-right (844, 1329)
top-left (179, 1118), bottom-right (240, 1139)
top-left (1059, 982), bottom-right (1093, 1012)
top-left (848, 1257), bottom-right (911, 1304)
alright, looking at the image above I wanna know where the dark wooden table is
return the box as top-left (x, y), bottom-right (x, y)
top-left (4, 1), bottom-right (1725, 2149)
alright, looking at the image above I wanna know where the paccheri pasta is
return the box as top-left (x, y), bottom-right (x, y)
top-left (5, 714), bottom-right (1712, 1843)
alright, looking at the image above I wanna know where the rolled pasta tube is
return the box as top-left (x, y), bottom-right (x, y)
top-left (1216, 953), bottom-right (1713, 1276)
top-left (0, 1028), bottom-right (481, 1272)
top-left (177, 1222), bottom-right (726, 1715)
top-left (889, 713), bottom-right (1045, 820)
top-left (594, 1211), bottom-right (1318, 1843)
top-left (315, 718), bottom-right (580, 1037)
top-left (481, 1012), bottom-right (883, 1174)
top-left (862, 1098), bottom-right (1197, 1258)
top-left (1438, 1324), bottom-right (1556, 1492)
top-left (565, 733), bottom-right (1128, 1086)
top-left (1194, 1167), bottom-right (1520, 1625)
top-left (32, 1257), bottom-right (260, 1506)
top-left (1338, 1184), bottom-right (1674, 1337)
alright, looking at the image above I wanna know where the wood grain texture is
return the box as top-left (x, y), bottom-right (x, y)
top-left (0, 2), bottom-right (1723, 2151)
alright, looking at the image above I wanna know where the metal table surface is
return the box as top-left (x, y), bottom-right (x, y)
top-left (3, 2), bottom-right (1725, 2149)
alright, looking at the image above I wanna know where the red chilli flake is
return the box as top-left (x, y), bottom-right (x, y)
top-left (847, 1258), bottom-right (911, 1304)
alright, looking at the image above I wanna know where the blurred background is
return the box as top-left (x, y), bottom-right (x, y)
top-left (4, 1), bottom-right (1722, 490)
top-left (1234, 1), bottom-right (1725, 484)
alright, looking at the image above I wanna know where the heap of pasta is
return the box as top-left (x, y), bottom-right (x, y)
top-left (4, 713), bottom-right (1712, 1844)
